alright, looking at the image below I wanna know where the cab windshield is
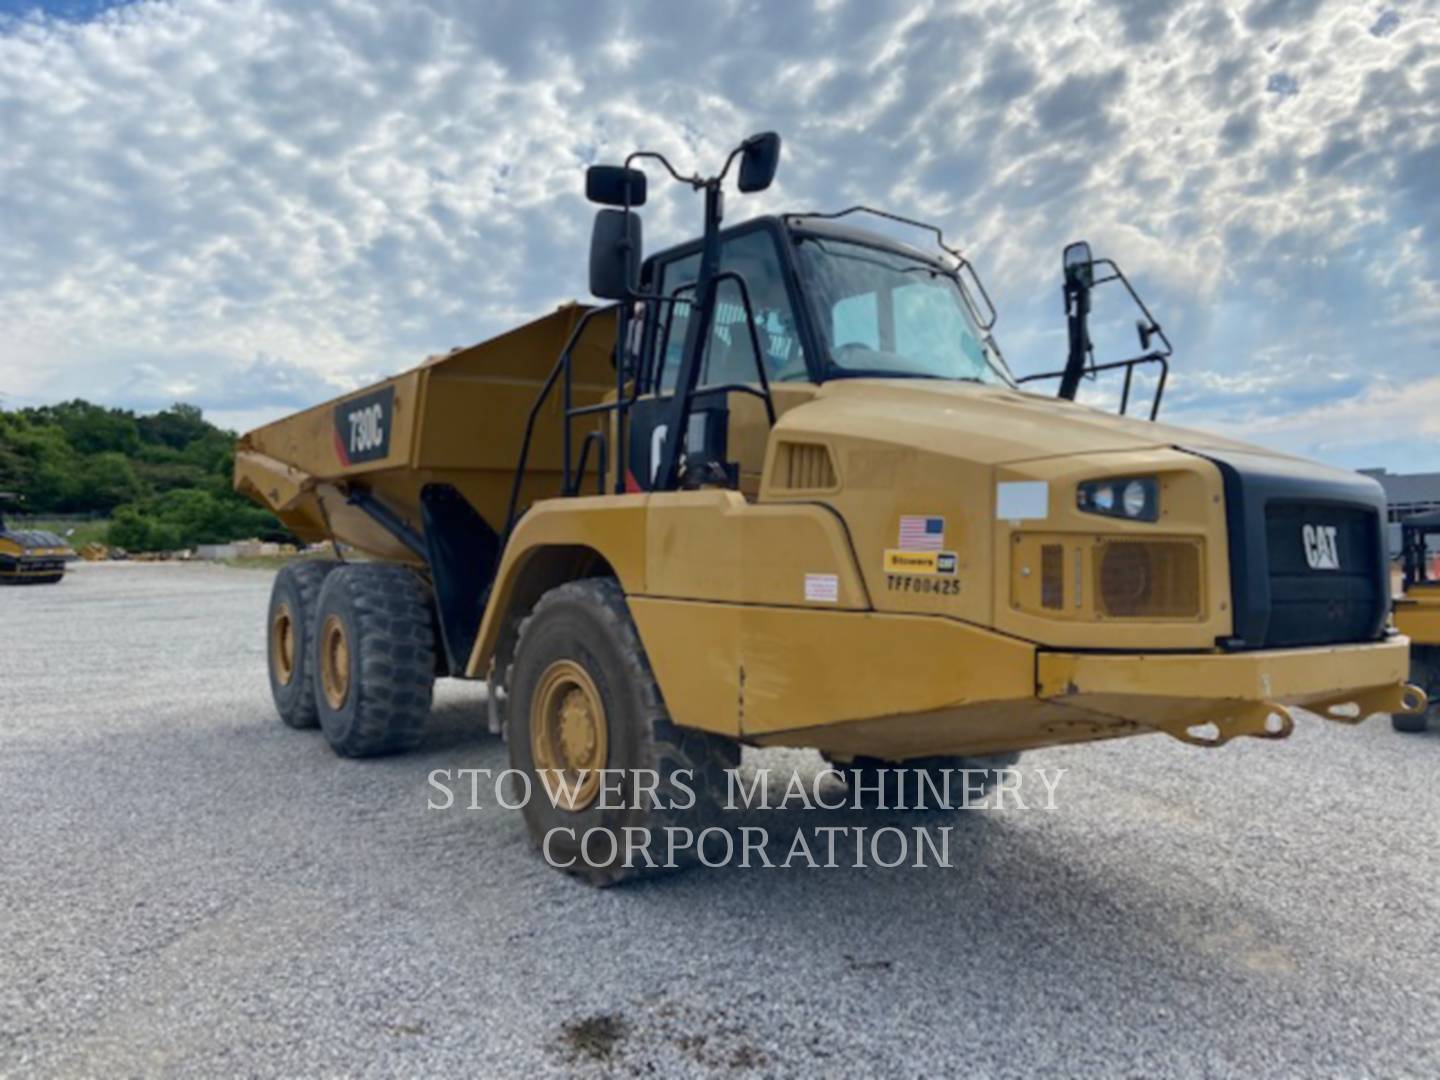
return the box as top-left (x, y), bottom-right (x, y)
top-left (795, 235), bottom-right (1014, 386)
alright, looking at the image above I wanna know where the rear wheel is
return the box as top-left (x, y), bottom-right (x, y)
top-left (506, 578), bottom-right (738, 886)
top-left (830, 752), bottom-right (1022, 810)
top-left (312, 563), bottom-right (437, 757)
top-left (266, 559), bottom-right (339, 729)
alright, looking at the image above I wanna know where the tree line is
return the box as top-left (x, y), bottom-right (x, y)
top-left (0, 401), bottom-right (283, 551)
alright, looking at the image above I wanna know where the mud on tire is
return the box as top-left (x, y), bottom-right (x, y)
top-left (312, 563), bottom-right (437, 757)
top-left (506, 578), bottom-right (739, 886)
top-left (266, 559), bottom-right (339, 729)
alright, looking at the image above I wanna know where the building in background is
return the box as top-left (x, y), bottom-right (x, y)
top-left (1361, 468), bottom-right (1440, 558)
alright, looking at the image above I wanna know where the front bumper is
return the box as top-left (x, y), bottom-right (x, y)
top-left (0, 555), bottom-right (68, 579)
top-left (1038, 637), bottom-right (1426, 746)
top-left (1394, 597), bottom-right (1440, 647)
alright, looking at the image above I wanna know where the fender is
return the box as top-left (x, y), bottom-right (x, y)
top-left (464, 495), bottom-right (651, 678)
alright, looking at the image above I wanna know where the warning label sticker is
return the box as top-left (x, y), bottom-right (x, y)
top-left (804, 573), bottom-right (839, 603)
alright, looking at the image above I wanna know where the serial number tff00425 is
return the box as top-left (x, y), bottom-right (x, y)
top-left (886, 575), bottom-right (961, 595)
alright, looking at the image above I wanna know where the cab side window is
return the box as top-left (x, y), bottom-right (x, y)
top-left (656, 230), bottom-right (807, 392)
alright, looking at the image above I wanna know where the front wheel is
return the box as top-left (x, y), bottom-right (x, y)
top-left (506, 578), bottom-right (738, 886)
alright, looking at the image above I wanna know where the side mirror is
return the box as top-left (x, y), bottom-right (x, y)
top-left (1063, 241), bottom-right (1094, 289)
top-left (737, 132), bottom-right (781, 193)
top-left (589, 209), bottom-right (642, 300)
top-left (586, 165), bottom-right (647, 207)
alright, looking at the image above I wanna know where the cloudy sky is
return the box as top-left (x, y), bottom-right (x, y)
top-left (1, 0), bottom-right (1436, 470)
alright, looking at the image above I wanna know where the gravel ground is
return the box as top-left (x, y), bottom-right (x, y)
top-left (2, 562), bottom-right (1439, 1078)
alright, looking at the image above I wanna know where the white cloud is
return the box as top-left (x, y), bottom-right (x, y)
top-left (0, 0), bottom-right (1436, 467)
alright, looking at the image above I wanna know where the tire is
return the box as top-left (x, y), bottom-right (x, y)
top-left (831, 752), bottom-right (1022, 810)
top-left (265, 559), bottom-right (339, 729)
top-left (312, 563), bottom-right (437, 757)
top-left (506, 578), bottom-right (739, 886)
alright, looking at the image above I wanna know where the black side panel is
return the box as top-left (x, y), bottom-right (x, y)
top-left (1194, 447), bottom-right (1390, 650)
top-left (420, 484), bottom-right (500, 677)
top-left (333, 386), bottom-right (395, 466)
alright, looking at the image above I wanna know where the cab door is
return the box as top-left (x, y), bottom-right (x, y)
top-left (630, 224), bottom-right (814, 496)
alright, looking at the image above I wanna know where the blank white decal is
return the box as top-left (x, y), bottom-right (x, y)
top-left (996, 481), bottom-right (1049, 521)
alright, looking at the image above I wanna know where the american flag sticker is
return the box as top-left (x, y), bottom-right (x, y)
top-left (898, 515), bottom-right (945, 551)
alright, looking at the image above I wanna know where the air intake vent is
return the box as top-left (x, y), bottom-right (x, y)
top-left (1041, 544), bottom-right (1064, 610)
top-left (1097, 540), bottom-right (1202, 619)
top-left (770, 442), bottom-right (837, 492)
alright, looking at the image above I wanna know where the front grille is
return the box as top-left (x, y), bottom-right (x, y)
top-left (1096, 540), bottom-right (1202, 619)
top-left (1196, 447), bottom-right (1390, 651)
top-left (1263, 502), bottom-right (1384, 647)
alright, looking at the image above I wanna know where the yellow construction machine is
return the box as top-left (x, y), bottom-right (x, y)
top-left (1391, 513), bottom-right (1440, 732)
top-left (236, 133), bottom-right (1425, 882)
top-left (0, 494), bottom-right (74, 585)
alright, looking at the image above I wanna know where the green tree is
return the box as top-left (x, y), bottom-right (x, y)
top-left (75, 452), bottom-right (145, 511)
top-left (138, 404), bottom-right (210, 451)
top-left (107, 506), bottom-right (182, 552)
top-left (29, 400), bottom-right (140, 456)
top-left (4, 398), bottom-right (285, 547)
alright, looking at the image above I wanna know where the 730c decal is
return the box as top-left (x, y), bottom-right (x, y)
top-left (334, 386), bottom-right (394, 466)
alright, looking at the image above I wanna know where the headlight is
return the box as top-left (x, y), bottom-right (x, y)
top-left (1077, 477), bottom-right (1158, 522)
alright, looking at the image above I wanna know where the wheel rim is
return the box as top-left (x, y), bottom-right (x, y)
top-left (530, 659), bottom-right (609, 811)
top-left (271, 603), bottom-right (296, 686)
top-left (319, 613), bottom-right (351, 711)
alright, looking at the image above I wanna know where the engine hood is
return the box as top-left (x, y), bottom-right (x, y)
top-left (794, 378), bottom-right (1302, 467)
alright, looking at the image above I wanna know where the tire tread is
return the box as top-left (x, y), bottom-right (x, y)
top-left (316, 563), bottom-right (436, 757)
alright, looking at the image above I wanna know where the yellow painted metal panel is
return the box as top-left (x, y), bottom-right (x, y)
top-left (236, 305), bottom-right (616, 558)
top-left (1394, 593), bottom-right (1440, 646)
top-left (628, 598), bottom-right (1037, 739)
top-left (990, 449), bottom-right (1234, 650)
top-left (1037, 639), bottom-right (1410, 705)
top-left (465, 494), bottom-right (651, 676)
top-left (643, 490), bottom-right (868, 609)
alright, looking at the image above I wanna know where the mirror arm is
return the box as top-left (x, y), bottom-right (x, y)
top-left (626, 150), bottom-right (704, 190)
top-left (717, 142), bottom-right (746, 184)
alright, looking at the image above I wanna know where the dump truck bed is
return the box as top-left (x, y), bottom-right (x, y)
top-left (235, 304), bottom-right (617, 562)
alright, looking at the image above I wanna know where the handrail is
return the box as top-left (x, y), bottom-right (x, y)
top-left (659, 270), bottom-right (777, 425)
top-left (571, 431), bottom-right (608, 496)
top-left (502, 305), bottom-right (615, 542)
top-left (505, 269), bottom-right (780, 549)
top-left (1018, 353), bottom-right (1170, 421)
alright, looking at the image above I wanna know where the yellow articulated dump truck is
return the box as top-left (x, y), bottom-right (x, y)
top-left (236, 133), bottom-right (1424, 883)
top-left (1391, 513), bottom-right (1440, 733)
top-left (0, 494), bottom-right (74, 585)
